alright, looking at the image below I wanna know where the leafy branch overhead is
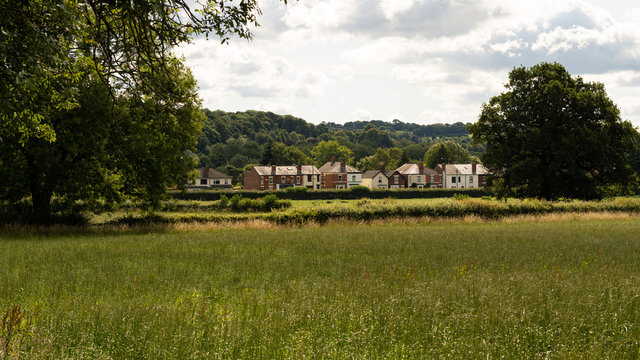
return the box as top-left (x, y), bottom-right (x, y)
top-left (0, 0), bottom-right (279, 223)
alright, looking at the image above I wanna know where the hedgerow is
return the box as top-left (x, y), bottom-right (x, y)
top-left (170, 188), bottom-right (489, 201)
top-left (108, 198), bottom-right (640, 226)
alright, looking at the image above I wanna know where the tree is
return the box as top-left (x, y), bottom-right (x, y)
top-left (261, 140), bottom-right (275, 165)
top-left (468, 62), bottom-right (639, 199)
top-left (357, 148), bottom-right (406, 170)
top-left (1, 0), bottom-right (279, 222)
top-left (311, 140), bottom-right (354, 167)
top-left (423, 141), bottom-right (477, 168)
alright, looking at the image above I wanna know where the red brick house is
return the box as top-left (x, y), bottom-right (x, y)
top-left (318, 157), bottom-right (362, 189)
top-left (244, 165), bottom-right (321, 190)
top-left (396, 161), bottom-right (442, 188)
top-left (385, 170), bottom-right (407, 189)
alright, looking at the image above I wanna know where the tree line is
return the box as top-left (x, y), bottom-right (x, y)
top-left (195, 110), bottom-right (482, 184)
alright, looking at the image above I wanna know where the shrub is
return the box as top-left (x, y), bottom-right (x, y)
top-left (452, 193), bottom-right (470, 201)
top-left (349, 186), bottom-right (371, 196)
top-left (285, 186), bottom-right (308, 193)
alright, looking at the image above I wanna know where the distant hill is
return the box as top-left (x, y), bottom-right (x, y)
top-left (196, 109), bottom-right (479, 184)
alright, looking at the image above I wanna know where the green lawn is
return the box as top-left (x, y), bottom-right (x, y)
top-left (2, 218), bottom-right (640, 358)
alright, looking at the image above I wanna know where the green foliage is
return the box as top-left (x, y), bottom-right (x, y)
top-left (469, 62), bottom-right (639, 200)
top-left (195, 110), bottom-right (477, 172)
top-left (357, 147), bottom-right (407, 170)
top-left (311, 141), bottom-right (354, 167)
top-left (423, 141), bottom-right (478, 168)
top-left (349, 185), bottom-right (371, 196)
top-left (285, 186), bottom-right (309, 193)
top-left (1, 0), bottom-right (271, 222)
top-left (451, 193), bottom-right (471, 200)
top-left (170, 188), bottom-right (489, 201)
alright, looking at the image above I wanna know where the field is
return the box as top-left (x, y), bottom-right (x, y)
top-left (2, 214), bottom-right (640, 358)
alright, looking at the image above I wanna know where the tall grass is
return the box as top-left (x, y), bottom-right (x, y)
top-left (109, 197), bottom-right (640, 226)
top-left (2, 219), bottom-right (640, 358)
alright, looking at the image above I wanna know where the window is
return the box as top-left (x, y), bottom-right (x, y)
top-left (317, 175), bottom-right (320, 182)
top-left (281, 176), bottom-right (285, 182)
top-left (352, 175), bottom-right (356, 181)
top-left (307, 175), bottom-right (312, 182)
top-left (469, 176), bottom-right (473, 183)
top-left (431, 175), bottom-right (435, 183)
top-left (451, 177), bottom-right (456, 184)
top-left (296, 176), bottom-right (301, 183)
top-left (378, 177), bottom-right (382, 183)
top-left (269, 176), bottom-right (273, 184)
top-left (416, 176), bottom-right (421, 183)
top-left (200, 179), bottom-right (207, 185)
top-left (213, 179), bottom-right (220, 185)
top-left (394, 175), bottom-right (399, 183)
top-left (338, 174), bottom-right (342, 181)
top-left (458, 176), bottom-right (461, 183)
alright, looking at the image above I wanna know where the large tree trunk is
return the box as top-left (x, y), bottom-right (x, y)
top-left (31, 189), bottom-right (53, 224)
top-left (25, 151), bottom-right (54, 224)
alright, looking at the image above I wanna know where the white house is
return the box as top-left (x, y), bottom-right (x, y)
top-left (440, 164), bottom-right (489, 189)
top-left (194, 167), bottom-right (233, 189)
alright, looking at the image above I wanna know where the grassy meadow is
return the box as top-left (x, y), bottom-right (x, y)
top-left (2, 215), bottom-right (640, 358)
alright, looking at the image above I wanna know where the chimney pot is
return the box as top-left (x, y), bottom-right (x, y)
top-left (418, 161), bottom-right (424, 172)
top-left (271, 165), bottom-right (276, 173)
top-left (379, 162), bottom-right (385, 172)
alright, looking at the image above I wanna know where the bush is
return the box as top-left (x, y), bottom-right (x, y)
top-left (349, 185), bottom-right (371, 196)
top-left (285, 186), bottom-right (308, 193)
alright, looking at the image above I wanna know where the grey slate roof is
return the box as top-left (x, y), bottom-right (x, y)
top-left (396, 163), bottom-right (438, 175)
top-left (252, 165), bottom-right (320, 176)
top-left (318, 161), bottom-right (361, 174)
top-left (198, 167), bottom-right (232, 179)
top-left (444, 164), bottom-right (489, 175)
top-left (362, 170), bottom-right (385, 179)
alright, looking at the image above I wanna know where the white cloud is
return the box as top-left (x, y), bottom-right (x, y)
top-left (178, 0), bottom-right (640, 126)
top-left (352, 108), bottom-right (372, 121)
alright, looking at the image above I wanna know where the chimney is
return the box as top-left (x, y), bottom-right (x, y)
top-left (379, 162), bottom-right (385, 172)
top-left (296, 164), bottom-right (302, 173)
top-left (472, 163), bottom-right (477, 174)
top-left (271, 165), bottom-right (276, 174)
top-left (418, 161), bottom-right (424, 173)
top-left (331, 156), bottom-right (336, 165)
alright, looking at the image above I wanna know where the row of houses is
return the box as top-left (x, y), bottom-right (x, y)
top-left (193, 159), bottom-right (490, 190)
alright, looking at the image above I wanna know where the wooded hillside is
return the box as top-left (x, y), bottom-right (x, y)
top-left (195, 110), bottom-right (482, 184)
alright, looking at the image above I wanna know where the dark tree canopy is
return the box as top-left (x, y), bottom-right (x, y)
top-left (468, 62), bottom-right (639, 199)
top-left (0, 0), bottom-right (273, 222)
top-left (423, 141), bottom-right (478, 168)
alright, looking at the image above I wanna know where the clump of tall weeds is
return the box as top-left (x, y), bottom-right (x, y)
top-left (1, 304), bottom-right (33, 358)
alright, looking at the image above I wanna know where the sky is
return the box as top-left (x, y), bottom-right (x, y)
top-left (179, 0), bottom-right (640, 127)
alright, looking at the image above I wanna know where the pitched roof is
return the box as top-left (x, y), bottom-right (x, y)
top-left (362, 170), bottom-right (385, 179)
top-left (384, 170), bottom-right (402, 178)
top-left (252, 165), bottom-right (320, 176)
top-left (396, 163), bottom-right (438, 175)
top-left (198, 167), bottom-right (231, 179)
top-left (318, 161), bottom-right (361, 174)
top-left (444, 164), bottom-right (489, 175)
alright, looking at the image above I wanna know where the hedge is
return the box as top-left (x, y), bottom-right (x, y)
top-left (108, 198), bottom-right (640, 226)
top-left (169, 188), bottom-right (490, 201)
